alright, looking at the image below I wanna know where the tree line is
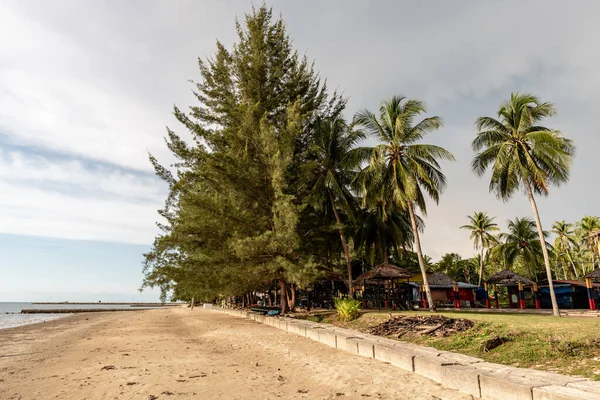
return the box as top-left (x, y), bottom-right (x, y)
top-left (142, 5), bottom-right (576, 317)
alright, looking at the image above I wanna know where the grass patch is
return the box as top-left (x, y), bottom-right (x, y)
top-left (319, 310), bottom-right (600, 380)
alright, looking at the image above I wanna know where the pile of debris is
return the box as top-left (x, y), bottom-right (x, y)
top-left (368, 315), bottom-right (474, 338)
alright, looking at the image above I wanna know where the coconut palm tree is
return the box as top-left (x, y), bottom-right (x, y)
top-left (310, 116), bottom-right (364, 296)
top-left (472, 92), bottom-right (575, 316)
top-left (498, 217), bottom-right (546, 280)
top-left (351, 95), bottom-right (455, 311)
top-left (551, 221), bottom-right (578, 278)
top-left (460, 212), bottom-right (499, 286)
top-left (577, 216), bottom-right (600, 273)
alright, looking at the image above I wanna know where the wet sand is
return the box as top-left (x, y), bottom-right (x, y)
top-left (0, 308), bottom-right (470, 399)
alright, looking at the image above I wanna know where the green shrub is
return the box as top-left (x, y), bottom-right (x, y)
top-left (334, 298), bottom-right (362, 322)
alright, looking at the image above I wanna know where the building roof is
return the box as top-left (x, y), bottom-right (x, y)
top-left (486, 270), bottom-right (534, 286)
top-left (538, 280), bottom-right (600, 288)
top-left (354, 262), bottom-right (412, 283)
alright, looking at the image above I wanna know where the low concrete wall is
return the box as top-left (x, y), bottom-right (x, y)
top-left (212, 307), bottom-right (600, 400)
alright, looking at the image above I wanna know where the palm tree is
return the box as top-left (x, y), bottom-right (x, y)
top-left (551, 221), bottom-right (578, 278)
top-left (577, 216), bottom-right (600, 273)
top-left (352, 95), bottom-right (455, 311)
top-left (498, 217), bottom-right (546, 279)
top-left (460, 212), bottom-right (499, 286)
top-left (472, 92), bottom-right (575, 316)
top-left (311, 116), bottom-right (364, 296)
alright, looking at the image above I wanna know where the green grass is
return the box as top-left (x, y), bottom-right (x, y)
top-left (318, 310), bottom-right (600, 380)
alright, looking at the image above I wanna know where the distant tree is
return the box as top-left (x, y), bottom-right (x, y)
top-left (551, 221), bottom-right (578, 278)
top-left (472, 92), bottom-right (575, 316)
top-left (460, 211), bottom-right (499, 286)
top-left (577, 216), bottom-right (600, 273)
top-left (352, 95), bottom-right (454, 311)
top-left (498, 217), bottom-right (546, 280)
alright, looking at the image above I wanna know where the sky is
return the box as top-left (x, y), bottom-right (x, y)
top-left (1, 0), bottom-right (599, 301)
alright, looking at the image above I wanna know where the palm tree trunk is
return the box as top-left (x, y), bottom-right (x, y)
top-left (407, 202), bottom-right (435, 311)
top-left (525, 182), bottom-right (560, 317)
top-left (563, 238), bottom-right (578, 278)
top-left (328, 188), bottom-right (354, 298)
top-left (478, 248), bottom-right (484, 287)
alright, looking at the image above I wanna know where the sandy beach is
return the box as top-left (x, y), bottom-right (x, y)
top-left (0, 308), bottom-right (469, 400)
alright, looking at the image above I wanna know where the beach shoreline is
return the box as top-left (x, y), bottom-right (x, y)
top-left (0, 308), bottom-right (468, 400)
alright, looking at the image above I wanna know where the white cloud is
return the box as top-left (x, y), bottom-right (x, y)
top-left (0, 147), bottom-right (167, 244)
top-left (1, 0), bottom-right (600, 260)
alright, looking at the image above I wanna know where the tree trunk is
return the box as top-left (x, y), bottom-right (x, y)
top-left (279, 278), bottom-right (288, 314)
top-left (407, 202), bottom-right (435, 311)
top-left (290, 284), bottom-right (296, 311)
top-left (267, 292), bottom-right (272, 307)
top-left (563, 238), bottom-right (578, 278)
top-left (328, 189), bottom-right (354, 298)
top-left (525, 182), bottom-right (560, 317)
top-left (478, 248), bottom-right (484, 287)
top-left (190, 296), bottom-right (195, 311)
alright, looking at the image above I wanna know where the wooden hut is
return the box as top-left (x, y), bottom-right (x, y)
top-left (354, 263), bottom-right (412, 309)
top-left (486, 270), bottom-right (535, 309)
top-left (538, 279), bottom-right (600, 309)
top-left (421, 272), bottom-right (477, 307)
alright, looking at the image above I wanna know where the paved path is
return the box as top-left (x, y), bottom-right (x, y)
top-left (0, 308), bottom-right (470, 399)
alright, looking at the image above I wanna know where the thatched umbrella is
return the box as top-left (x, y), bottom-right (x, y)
top-left (585, 269), bottom-right (600, 280)
top-left (354, 262), bottom-right (412, 283)
top-left (427, 271), bottom-right (455, 286)
top-left (486, 270), bottom-right (534, 286)
top-left (354, 263), bottom-right (412, 309)
top-left (486, 270), bottom-right (534, 309)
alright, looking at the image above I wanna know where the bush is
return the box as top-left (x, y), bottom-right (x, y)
top-left (334, 298), bottom-right (362, 322)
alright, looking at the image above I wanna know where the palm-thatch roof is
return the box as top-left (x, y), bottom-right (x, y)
top-left (585, 269), bottom-right (600, 279)
top-left (354, 262), bottom-right (412, 283)
top-left (486, 270), bottom-right (534, 286)
top-left (427, 272), bottom-right (455, 286)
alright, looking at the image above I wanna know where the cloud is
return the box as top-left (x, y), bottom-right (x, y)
top-left (1, 0), bottom-right (600, 261)
top-left (0, 145), bottom-right (167, 244)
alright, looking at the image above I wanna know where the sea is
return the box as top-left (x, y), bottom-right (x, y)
top-left (0, 302), bottom-right (144, 329)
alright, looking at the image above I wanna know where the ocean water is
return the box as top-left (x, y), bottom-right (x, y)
top-left (0, 302), bottom-right (139, 330)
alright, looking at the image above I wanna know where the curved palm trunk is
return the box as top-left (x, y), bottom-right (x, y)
top-left (525, 182), bottom-right (560, 317)
top-left (328, 189), bottom-right (354, 298)
top-left (562, 237), bottom-right (578, 278)
top-left (407, 202), bottom-right (435, 311)
top-left (478, 248), bottom-right (484, 287)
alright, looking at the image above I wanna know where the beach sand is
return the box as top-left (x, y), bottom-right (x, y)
top-left (0, 308), bottom-right (469, 399)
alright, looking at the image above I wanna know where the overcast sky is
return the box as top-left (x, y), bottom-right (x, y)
top-left (1, 0), bottom-right (599, 300)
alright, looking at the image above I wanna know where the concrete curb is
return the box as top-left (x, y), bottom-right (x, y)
top-left (212, 307), bottom-right (600, 400)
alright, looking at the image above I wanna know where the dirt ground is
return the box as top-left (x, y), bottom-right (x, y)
top-left (0, 308), bottom-right (470, 400)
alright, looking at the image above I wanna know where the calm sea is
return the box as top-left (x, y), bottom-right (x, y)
top-left (0, 302), bottom-right (139, 329)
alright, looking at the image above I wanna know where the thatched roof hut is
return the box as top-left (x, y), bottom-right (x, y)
top-left (486, 270), bottom-right (534, 286)
top-left (354, 262), bottom-right (412, 283)
top-left (427, 272), bottom-right (455, 286)
top-left (585, 269), bottom-right (600, 279)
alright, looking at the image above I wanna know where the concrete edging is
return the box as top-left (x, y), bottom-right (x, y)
top-left (211, 307), bottom-right (599, 400)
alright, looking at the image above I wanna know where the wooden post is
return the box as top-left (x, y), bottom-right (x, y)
top-left (586, 278), bottom-right (596, 310)
top-left (494, 284), bottom-right (499, 309)
top-left (453, 282), bottom-right (460, 308)
top-left (518, 281), bottom-right (525, 309)
top-left (484, 282), bottom-right (490, 309)
top-left (533, 283), bottom-right (540, 309)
